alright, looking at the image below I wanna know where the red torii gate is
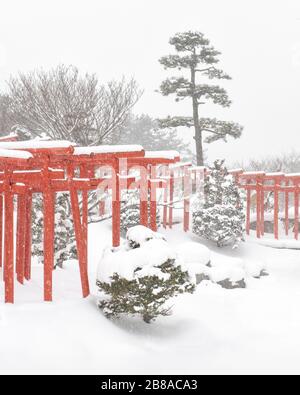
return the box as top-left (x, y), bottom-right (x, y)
top-left (160, 165), bottom-right (300, 241)
top-left (237, 171), bottom-right (300, 240)
top-left (0, 141), bottom-right (179, 304)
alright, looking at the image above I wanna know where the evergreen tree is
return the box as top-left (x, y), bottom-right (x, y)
top-left (97, 228), bottom-right (195, 323)
top-left (98, 259), bottom-right (194, 323)
top-left (192, 160), bottom-right (245, 247)
top-left (117, 113), bottom-right (192, 160)
top-left (120, 189), bottom-right (160, 237)
top-left (31, 192), bottom-right (77, 267)
top-left (54, 193), bottom-right (77, 267)
top-left (158, 31), bottom-right (243, 165)
top-left (31, 194), bottom-right (44, 262)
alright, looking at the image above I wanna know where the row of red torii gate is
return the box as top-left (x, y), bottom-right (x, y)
top-left (0, 136), bottom-right (299, 303)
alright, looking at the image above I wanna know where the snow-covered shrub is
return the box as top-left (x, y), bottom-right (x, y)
top-left (176, 242), bottom-right (211, 266)
top-left (120, 190), bottom-right (160, 237)
top-left (31, 192), bottom-right (77, 267)
top-left (126, 224), bottom-right (165, 249)
top-left (120, 190), bottom-right (140, 237)
top-left (54, 193), bottom-right (77, 267)
top-left (176, 242), bottom-right (211, 284)
top-left (192, 159), bottom-right (246, 248)
top-left (207, 257), bottom-right (268, 289)
top-left (209, 265), bottom-right (246, 289)
top-left (31, 193), bottom-right (44, 262)
top-left (97, 227), bottom-right (195, 323)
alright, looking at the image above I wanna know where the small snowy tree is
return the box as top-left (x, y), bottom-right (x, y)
top-left (97, 226), bottom-right (195, 323)
top-left (31, 194), bottom-right (44, 262)
top-left (120, 190), bottom-right (160, 237)
top-left (192, 159), bottom-right (245, 248)
top-left (54, 193), bottom-right (77, 267)
top-left (31, 192), bottom-right (77, 267)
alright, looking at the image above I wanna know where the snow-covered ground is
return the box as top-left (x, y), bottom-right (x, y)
top-left (1, 220), bottom-right (300, 374)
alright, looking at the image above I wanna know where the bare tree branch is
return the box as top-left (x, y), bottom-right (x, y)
top-left (6, 65), bottom-right (142, 145)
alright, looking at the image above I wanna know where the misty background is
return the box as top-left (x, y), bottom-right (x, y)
top-left (0, 0), bottom-right (299, 165)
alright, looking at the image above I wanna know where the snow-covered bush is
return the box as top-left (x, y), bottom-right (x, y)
top-left (31, 192), bottom-right (77, 267)
top-left (192, 159), bottom-right (246, 248)
top-left (31, 193), bottom-right (44, 262)
top-left (54, 193), bottom-right (77, 267)
top-left (176, 242), bottom-right (211, 284)
top-left (120, 190), bottom-right (160, 237)
top-left (176, 242), bottom-right (211, 266)
top-left (120, 190), bottom-right (140, 237)
top-left (126, 224), bottom-right (165, 249)
top-left (97, 226), bottom-right (195, 323)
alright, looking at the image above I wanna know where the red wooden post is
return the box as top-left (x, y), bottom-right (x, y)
top-left (68, 165), bottom-right (90, 297)
top-left (0, 194), bottom-right (2, 268)
top-left (99, 200), bottom-right (105, 216)
top-left (4, 181), bottom-right (14, 303)
top-left (162, 167), bottom-right (169, 229)
top-left (43, 164), bottom-right (55, 302)
top-left (169, 168), bottom-right (174, 229)
top-left (80, 164), bottom-right (89, 243)
top-left (112, 158), bottom-right (121, 246)
top-left (285, 179), bottom-right (289, 236)
top-left (260, 189), bottom-right (265, 236)
top-left (274, 180), bottom-right (280, 240)
top-left (256, 179), bottom-right (262, 239)
top-left (149, 166), bottom-right (157, 232)
top-left (246, 186), bottom-right (251, 235)
top-left (294, 182), bottom-right (299, 240)
top-left (183, 165), bottom-right (190, 232)
top-left (16, 194), bottom-right (26, 284)
top-left (139, 165), bottom-right (148, 228)
top-left (24, 193), bottom-right (32, 281)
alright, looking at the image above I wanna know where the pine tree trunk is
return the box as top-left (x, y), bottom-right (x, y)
top-left (193, 100), bottom-right (203, 166)
top-left (191, 67), bottom-right (203, 166)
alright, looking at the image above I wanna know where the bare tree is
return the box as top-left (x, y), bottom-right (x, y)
top-left (233, 151), bottom-right (300, 174)
top-left (0, 94), bottom-right (13, 136)
top-left (7, 65), bottom-right (142, 145)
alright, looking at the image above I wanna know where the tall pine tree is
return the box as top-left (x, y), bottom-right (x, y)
top-left (158, 31), bottom-right (243, 165)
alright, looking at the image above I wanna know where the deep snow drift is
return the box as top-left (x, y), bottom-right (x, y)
top-left (1, 220), bottom-right (300, 374)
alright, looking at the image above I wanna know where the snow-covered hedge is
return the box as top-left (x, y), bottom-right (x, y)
top-left (126, 225), bottom-right (165, 249)
top-left (97, 226), bottom-right (195, 323)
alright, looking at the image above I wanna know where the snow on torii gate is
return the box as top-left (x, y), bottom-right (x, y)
top-left (0, 141), bottom-right (179, 304)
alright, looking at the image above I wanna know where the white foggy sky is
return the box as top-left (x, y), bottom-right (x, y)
top-left (0, 0), bottom-right (299, 164)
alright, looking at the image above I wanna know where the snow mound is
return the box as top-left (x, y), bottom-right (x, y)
top-left (209, 266), bottom-right (246, 283)
top-left (244, 260), bottom-right (267, 278)
top-left (97, 238), bottom-right (176, 284)
top-left (126, 225), bottom-right (165, 248)
top-left (211, 256), bottom-right (244, 269)
top-left (186, 263), bottom-right (210, 284)
top-left (176, 242), bottom-right (211, 266)
top-left (257, 238), bottom-right (300, 250)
